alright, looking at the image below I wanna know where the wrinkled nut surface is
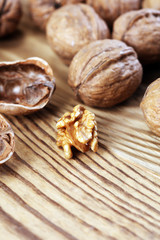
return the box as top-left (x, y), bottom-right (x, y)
top-left (68, 39), bottom-right (142, 108)
top-left (46, 4), bottom-right (110, 65)
top-left (86, 0), bottom-right (141, 27)
top-left (142, 0), bottom-right (160, 10)
top-left (140, 78), bottom-right (160, 136)
top-left (0, 57), bottom-right (55, 115)
top-left (29, 0), bottom-right (85, 30)
top-left (56, 105), bottom-right (98, 159)
top-left (0, 0), bottom-right (22, 37)
top-left (0, 114), bottom-right (14, 164)
top-left (112, 9), bottom-right (160, 64)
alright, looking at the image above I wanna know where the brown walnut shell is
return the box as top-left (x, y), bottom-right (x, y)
top-left (0, 57), bottom-right (55, 115)
top-left (112, 9), bottom-right (160, 64)
top-left (0, 114), bottom-right (14, 164)
top-left (0, 0), bottom-right (22, 37)
top-left (142, 0), bottom-right (160, 10)
top-left (68, 39), bottom-right (142, 108)
top-left (86, 0), bottom-right (141, 27)
top-left (29, 0), bottom-right (85, 31)
top-left (46, 4), bottom-right (110, 65)
top-left (140, 78), bottom-right (160, 136)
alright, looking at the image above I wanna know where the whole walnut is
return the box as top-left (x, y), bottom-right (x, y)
top-left (29, 0), bottom-right (85, 31)
top-left (112, 9), bottom-right (160, 64)
top-left (46, 4), bottom-right (110, 65)
top-left (86, 0), bottom-right (141, 27)
top-left (140, 78), bottom-right (160, 136)
top-left (68, 39), bottom-right (142, 108)
top-left (0, 0), bottom-right (22, 37)
top-left (142, 0), bottom-right (160, 10)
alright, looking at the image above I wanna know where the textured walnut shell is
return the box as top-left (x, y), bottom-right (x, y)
top-left (0, 114), bottom-right (14, 164)
top-left (68, 39), bottom-right (142, 108)
top-left (46, 4), bottom-right (110, 65)
top-left (86, 0), bottom-right (141, 27)
top-left (142, 0), bottom-right (160, 10)
top-left (0, 0), bottom-right (22, 37)
top-left (29, 0), bottom-right (85, 31)
top-left (140, 78), bottom-right (160, 136)
top-left (112, 9), bottom-right (160, 64)
top-left (0, 57), bottom-right (55, 115)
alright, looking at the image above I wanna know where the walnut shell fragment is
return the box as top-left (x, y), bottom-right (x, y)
top-left (0, 114), bottom-right (14, 164)
top-left (56, 105), bottom-right (98, 159)
top-left (142, 0), bottom-right (160, 10)
top-left (0, 57), bottom-right (55, 115)
top-left (0, 0), bottom-right (22, 37)
top-left (112, 9), bottom-right (160, 64)
top-left (68, 39), bottom-right (142, 108)
top-left (29, 0), bottom-right (85, 31)
top-left (86, 0), bottom-right (141, 27)
top-left (46, 4), bottom-right (110, 65)
top-left (140, 78), bottom-right (160, 136)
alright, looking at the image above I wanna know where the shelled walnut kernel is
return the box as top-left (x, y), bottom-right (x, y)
top-left (56, 105), bottom-right (98, 159)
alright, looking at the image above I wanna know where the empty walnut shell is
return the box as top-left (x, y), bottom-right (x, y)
top-left (29, 0), bottom-right (85, 31)
top-left (46, 4), bottom-right (110, 65)
top-left (112, 9), bottom-right (160, 64)
top-left (0, 57), bottom-right (55, 115)
top-left (140, 78), bottom-right (160, 136)
top-left (68, 39), bottom-right (142, 108)
top-left (0, 114), bottom-right (14, 164)
top-left (142, 0), bottom-right (160, 10)
top-left (86, 0), bottom-right (141, 27)
top-left (0, 0), bottom-right (22, 37)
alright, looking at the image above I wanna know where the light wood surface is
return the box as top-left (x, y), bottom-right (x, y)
top-left (0, 1), bottom-right (160, 239)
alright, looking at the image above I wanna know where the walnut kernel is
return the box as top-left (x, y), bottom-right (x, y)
top-left (56, 105), bottom-right (98, 159)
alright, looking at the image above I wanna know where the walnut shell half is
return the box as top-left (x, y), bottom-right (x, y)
top-left (0, 114), bottom-right (14, 164)
top-left (0, 0), bottom-right (22, 37)
top-left (68, 39), bottom-right (142, 108)
top-left (86, 0), bottom-right (141, 27)
top-left (112, 9), bottom-right (160, 64)
top-left (140, 78), bottom-right (160, 136)
top-left (0, 57), bottom-right (56, 115)
top-left (29, 0), bottom-right (85, 31)
top-left (46, 4), bottom-right (110, 65)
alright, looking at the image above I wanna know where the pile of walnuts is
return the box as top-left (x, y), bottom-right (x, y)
top-left (1, 0), bottom-right (160, 160)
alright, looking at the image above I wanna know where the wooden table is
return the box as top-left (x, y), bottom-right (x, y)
top-left (0, 1), bottom-right (160, 239)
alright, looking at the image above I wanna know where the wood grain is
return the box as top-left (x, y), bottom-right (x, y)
top-left (0, 1), bottom-right (160, 239)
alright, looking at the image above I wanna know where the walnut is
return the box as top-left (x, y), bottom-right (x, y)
top-left (46, 4), bottom-right (110, 65)
top-left (0, 114), bottom-right (15, 164)
top-left (142, 0), bottom-right (160, 10)
top-left (86, 0), bottom-right (141, 27)
top-left (140, 78), bottom-right (160, 136)
top-left (112, 9), bottom-right (160, 64)
top-left (29, 0), bottom-right (85, 31)
top-left (0, 0), bottom-right (22, 37)
top-left (56, 105), bottom-right (98, 159)
top-left (0, 57), bottom-right (56, 115)
top-left (68, 39), bottom-right (142, 108)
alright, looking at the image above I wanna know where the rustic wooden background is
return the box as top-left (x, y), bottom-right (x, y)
top-left (0, 1), bottom-right (160, 239)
